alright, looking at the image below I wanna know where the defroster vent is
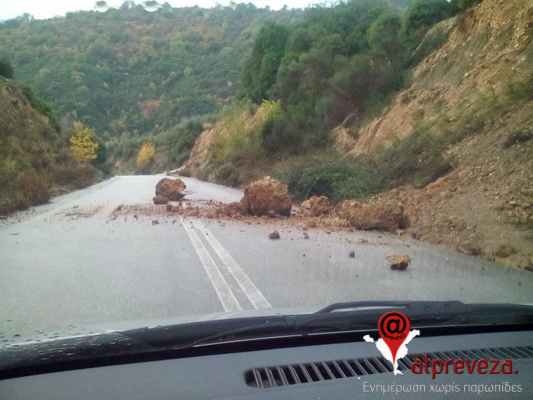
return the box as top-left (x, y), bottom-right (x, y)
top-left (244, 345), bottom-right (533, 388)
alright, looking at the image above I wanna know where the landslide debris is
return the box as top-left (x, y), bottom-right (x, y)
top-left (336, 200), bottom-right (403, 232)
top-left (301, 196), bottom-right (330, 217)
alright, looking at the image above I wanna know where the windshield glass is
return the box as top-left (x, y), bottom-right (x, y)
top-left (0, 0), bottom-right (532, 348)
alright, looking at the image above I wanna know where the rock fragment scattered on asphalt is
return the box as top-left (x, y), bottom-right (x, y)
top-left (387, 254), bottom-right (411, 270)
top-left (269, 230), bottom-right (281, 240)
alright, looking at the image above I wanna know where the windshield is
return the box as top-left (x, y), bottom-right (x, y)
top-left (0, 0), bottom-right (532, 350)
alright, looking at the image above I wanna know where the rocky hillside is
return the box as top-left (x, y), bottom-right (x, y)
top-left (332, 0), bottom-right (533, 268)
top-left (0, 78), bottom-right (96, 214)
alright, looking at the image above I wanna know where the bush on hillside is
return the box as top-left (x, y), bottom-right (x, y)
top-left (0, 60), bottom-right (14, 79)
top-left (276, 155), bottom-right (383, 203)
top-left (52, 164), bottom-right (98, 189)
top-left (404, 0), bottom-right (453, 35)
top-left (451, 0), bottom-right (484, 12)
top-left (21, 85), bottom-right (61, 132)
top-left (371, 125), bottom-right (452, 188)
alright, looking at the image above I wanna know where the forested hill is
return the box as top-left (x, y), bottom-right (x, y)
top-left (0, 3), bottom-right (295, 138)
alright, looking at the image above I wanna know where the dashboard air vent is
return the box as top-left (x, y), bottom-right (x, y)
top-left (244, 345), bottom-right (533, 388)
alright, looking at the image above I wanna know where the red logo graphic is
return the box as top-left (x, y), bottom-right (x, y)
top-left (378, 312), bottom-right (410, 365)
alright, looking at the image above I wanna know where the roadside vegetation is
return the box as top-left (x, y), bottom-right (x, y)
top-left (0, 63), bottom-right (104, 214)
top-left (194, 0), bottom-right (482, 202)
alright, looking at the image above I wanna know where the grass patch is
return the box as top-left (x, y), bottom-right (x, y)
top-left (275, 154), bottom-right (383, 203)
top-left (371, 124), bottom-right (452, 189)
top-left (276, 124), bottom-right (453, 203)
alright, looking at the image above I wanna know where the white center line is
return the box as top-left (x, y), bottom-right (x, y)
top-left (194, 220), bottom-right (272, 310)
top-left (180, 217), bottom-right (242, 312)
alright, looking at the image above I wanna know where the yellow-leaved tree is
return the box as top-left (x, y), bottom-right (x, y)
top-left (70, 122), bottom-right (99, 163)
top-left (137, 141), bottom-right (155, 170)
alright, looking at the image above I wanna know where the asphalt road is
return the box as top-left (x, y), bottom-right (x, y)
top-left (1, 175), bottom-right (532, 343)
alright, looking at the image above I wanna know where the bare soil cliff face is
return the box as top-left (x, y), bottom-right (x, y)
top-left (342, 0), bottom-right (533, 154)
top-left (335, 0), bottom-right (533, 269)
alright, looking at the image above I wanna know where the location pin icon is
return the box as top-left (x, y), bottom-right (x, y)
top-left (378, 312), bottom-right (410, 364)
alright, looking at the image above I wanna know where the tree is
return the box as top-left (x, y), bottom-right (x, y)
top-left (450, 0), bottom-right (483, 12)
top-left (241, 22), bottom-right (289, 102)
top-left (0, 60), bottom-right (14, 79)
top-left (136, 141), bottom-right (155, 170)
top-left (367, 13), bottom-right (403, 66)
top-left (404, 0), bottom-right (452, 35)
top-left (70, 122), bottom-right (99, 162)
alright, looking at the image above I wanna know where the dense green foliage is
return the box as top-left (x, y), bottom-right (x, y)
top-left (240, 0), bottom-right (453, 155)
top-left (20, 84), bottom-right (61, 132)
top-left (0, 59), bottom-right (14, 78)
top-left (0, 3), bottom-right (294, 138)
top-left (157, 116), bottom-right (207, 166)
top-left (403, 0), bottom-right (452, 35)
top-left (276, 125), bottom-right (452, 203)
top-left (451, 0), bottom-right (484, 12)
top-left (276, 154), bottom-right (382, 202)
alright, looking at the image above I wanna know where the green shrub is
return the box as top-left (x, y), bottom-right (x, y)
top-left (508, 74), bottom-right (533, 103)
top-left (14, 156), bottom-right (30, 172)
top-left (276, 154), bottom-right (383, 203)
top-left (52, 164), bottom-right (98, 189)
top-left (371, 124), bottom-right (452, 188)
top-left (21, 85), bottom-right (61, 132)
top-left (165, 115), bottom-right (206, 167)
top-left (451, 0), bottom-right (483, 12)
top-left (18, 171), bottom-right (52, 206)
top-left (0, 60), bottom-right (14, 79)
top-left (404, 0), bottom-right (452, 35)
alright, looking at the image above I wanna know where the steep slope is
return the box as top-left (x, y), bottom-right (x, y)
top-left (334, 0), bottom-right (533, 268)
top-left (0, 78), bottom-right (95, 214)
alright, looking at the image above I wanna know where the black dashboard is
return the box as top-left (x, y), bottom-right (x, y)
top-left (1, 330), bottom-right (531, 399)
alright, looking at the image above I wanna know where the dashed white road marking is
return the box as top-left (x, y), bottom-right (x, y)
top-left (180, 217), bottom-right (242, 312)
top-left (194, 220), bottom-right (272, 310)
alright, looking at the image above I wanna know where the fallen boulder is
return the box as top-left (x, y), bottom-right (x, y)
top-left (301, 196), bottom-right (330, 217)
top-left (155, 178), bottom-right (186, 201)
top-left (336, 200), bottom-right (403, 231)
top-left (387, 254), bottom-right (411, 270)
top-left (153, 195), bottom-right (169, 205)
top-left (241, 176), bottom-right (292, 217)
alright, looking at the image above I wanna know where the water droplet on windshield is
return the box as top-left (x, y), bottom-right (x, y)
top-left (141, 1), bottom-right (161, 12)
top-left (94, 1), bottom-right (112, 13)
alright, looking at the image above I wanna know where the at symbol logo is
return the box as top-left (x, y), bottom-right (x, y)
top-left (379, 312), bottom-right (408, 337)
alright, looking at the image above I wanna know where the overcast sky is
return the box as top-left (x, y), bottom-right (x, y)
top-left (0, 0), bottom-right (319, 21)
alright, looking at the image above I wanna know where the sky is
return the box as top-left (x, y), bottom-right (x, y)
top-left (0, 0), bottom-right (318, 21)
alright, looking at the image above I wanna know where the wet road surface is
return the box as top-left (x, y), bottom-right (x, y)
top-left (1, 175), bottom-right (532, 342)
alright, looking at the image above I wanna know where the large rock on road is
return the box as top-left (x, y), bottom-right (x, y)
top-left (241, 176), bottom-right (292, 217)
top-left (155, 178), bottom-right (186, 201)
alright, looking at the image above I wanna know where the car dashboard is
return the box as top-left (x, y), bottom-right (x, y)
top-left (0, 330), bottom-right (531, 399)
